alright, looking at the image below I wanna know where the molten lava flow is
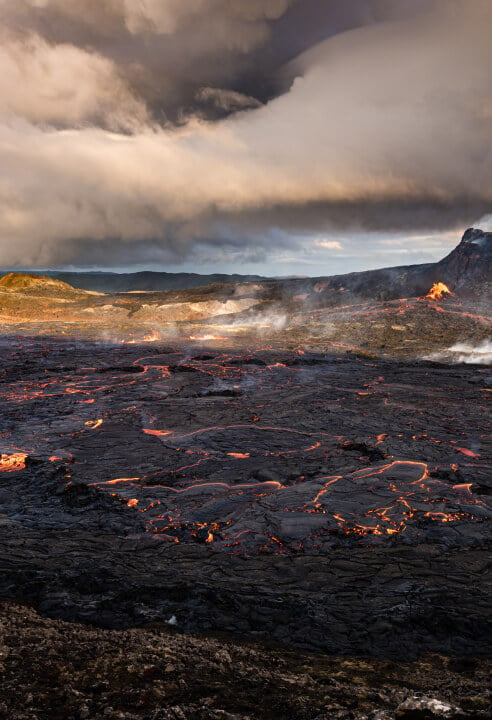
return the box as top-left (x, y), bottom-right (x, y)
top-left (454, 446), bottom-right (480, 458)
top-left (125, 330), bottom-right (161, 344)
top-left (84, 419), bottom-right (103, 430)
top-left (1, 337), bottom-right (489, 556)
top-left (188, 335), bottom-right (228, 341)
top-left (453, 484), bottom-right (473, 494)
top-left (0, 453), bottom-right (28, 472)
top-left (425, 282), bottom-right (452, 301)
top-left (143, 428), bottom-right (173, 438)
top-left (105, 477), bottom-right (140, 485)
top-left (142, 330), bottom-right (160, 342)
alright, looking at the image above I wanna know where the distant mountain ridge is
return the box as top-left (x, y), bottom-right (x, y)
top-left (22, 270), bottom-right (268, 293)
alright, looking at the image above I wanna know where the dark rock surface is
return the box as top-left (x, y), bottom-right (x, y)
top-left (0, 336), bottom-right (490, 658)
top-left (1, 529), bottom-right (490, 659)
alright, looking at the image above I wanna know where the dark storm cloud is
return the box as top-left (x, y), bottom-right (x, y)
top-left (0, 0), bottom-right (416, 125)
top-left (0, 0), bottom-right (491, 267)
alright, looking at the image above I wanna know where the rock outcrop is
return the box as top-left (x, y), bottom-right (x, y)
top-left (432, 228), bottom-right (492, 296)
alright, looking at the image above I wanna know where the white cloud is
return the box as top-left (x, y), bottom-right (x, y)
top-left (0, 35), bottom-right (147, 131)
top-left (312, 239), bottom-right (343, 251)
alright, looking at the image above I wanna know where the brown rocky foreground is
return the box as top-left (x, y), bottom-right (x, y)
top-left (0, 601), bottom-right (490, 720)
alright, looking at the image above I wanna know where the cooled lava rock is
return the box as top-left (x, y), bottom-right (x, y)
top-left (0, 337), bottom-right (490, 660)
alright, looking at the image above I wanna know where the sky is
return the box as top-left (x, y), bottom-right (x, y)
top-left (0, 0), bottom-right (491, 275)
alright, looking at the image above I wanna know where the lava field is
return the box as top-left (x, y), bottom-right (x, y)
top-left (0, 335), bottom-right (490, 657)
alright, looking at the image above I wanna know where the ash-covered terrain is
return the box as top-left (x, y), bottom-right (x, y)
top-left (0, 229), bottom-right (490, 719)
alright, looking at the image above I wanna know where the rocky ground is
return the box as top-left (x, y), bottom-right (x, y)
top-left (0, 601), bottom-right (490, 720)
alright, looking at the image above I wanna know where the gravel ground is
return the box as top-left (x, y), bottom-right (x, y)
top-left (0, 602), bottom-right (490, 720)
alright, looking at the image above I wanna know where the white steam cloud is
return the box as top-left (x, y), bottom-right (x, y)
top-left (475, 216), bottom-right (492, 232)
top-left (426, 340), bottom-right (492, 366)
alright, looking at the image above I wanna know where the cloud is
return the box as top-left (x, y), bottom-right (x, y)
top-left (313, 239), bottom-right (343, 251)
top-left (0, 0), bottom-right (490, 268)
top-left (122, 0), bottom-right (292, 39)
top-left (195, 87), bottom-right (263, 113)
top-left (0, 0), bottom-right (297, 121)
top-left (0, 35), bottom-right (148, 131)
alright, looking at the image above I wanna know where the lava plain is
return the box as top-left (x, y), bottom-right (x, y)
top-left (0, 335), bottom-right (490, 552)
top-left (0, 335), bottom-right (490, 656)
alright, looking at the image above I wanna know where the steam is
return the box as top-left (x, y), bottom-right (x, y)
top-left (0, 1), bottom-right (491, 267)
top-left (426, 340), bottom-right (492, 366)
top-left (474, 215), bottom-right (492, 232)
top-left (446, 341), bottom-right (492, 365)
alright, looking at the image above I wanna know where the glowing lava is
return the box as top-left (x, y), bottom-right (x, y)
top-left (0, 453), bottom-right (28, 472)
top-left (425, 282), bottom-right (453, 301)
top-left (125, 330), bottom-right (161, 344)
top-left (0, 336), bottom-right (489, 556)
top-left (143, 428), bottom-right (173, 438)
top-left (142, 330), bottom-right (160, 342)
top-left (188, 335), bottom-right (228, 341)
top-left (84, 419), bottom-right (103, 430)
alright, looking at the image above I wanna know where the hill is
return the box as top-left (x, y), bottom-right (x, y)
top-left (0, 272), bottom-right (87, 297)
top-left (432, 227), bottom-right (492, 294)
top-left (45, 270), bottom-right (267, 293)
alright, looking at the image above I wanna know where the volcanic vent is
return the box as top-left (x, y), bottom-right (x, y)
top-left (431, 227), bottom-right (492, 297)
